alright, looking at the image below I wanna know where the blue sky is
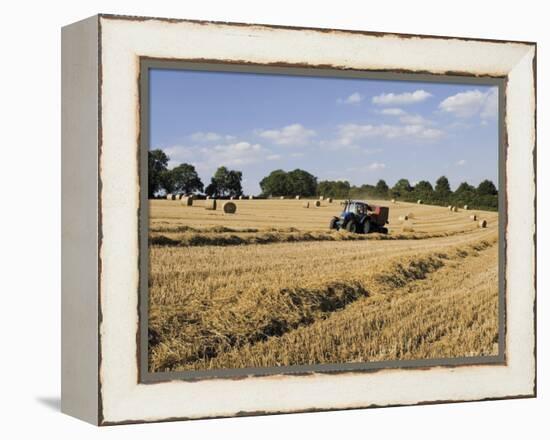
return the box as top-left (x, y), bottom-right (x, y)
top-left (150, 68), bottom-right (499, 195)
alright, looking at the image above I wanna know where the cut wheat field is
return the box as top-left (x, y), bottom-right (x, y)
top-left (148, 198), bottom-right (500, 372)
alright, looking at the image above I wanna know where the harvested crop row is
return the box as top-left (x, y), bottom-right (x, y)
top-left (149, 234), bottom-right (497, 372)
top-left (149, 227), bottom-right (489, 248)
top-left (175, 239), bottom-right (499, 371)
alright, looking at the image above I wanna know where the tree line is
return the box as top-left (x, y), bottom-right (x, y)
top-left (318, 176), bottom-right (498, 211)
top-left (148, 150), bottom-right (243, 198)
top-left (149, 149), bottom-right (498, 211)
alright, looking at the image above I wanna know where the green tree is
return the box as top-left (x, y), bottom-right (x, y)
top-left (455, 182), bottom-right (476, 194)
top-left (414, 180), bottom-right (434, 199)
top-left (148, 149), bottom-right (169, 198)
top-left (477, 179), bottom-right (498, 196)
top-left (318, 180), bottom-right (351, 198)
top-left (259, 169), bottom-right (296, 196)
top-left (287, 169), bottom-right (317, 197)
top-left (170, 163), bottom-right (204, 195)
top-left (159, 169), bottom-right (175, 194)
top-left (375, 179), bottom-right (389, 196)
top-left (391, 178), bottom-right (413, 198)
top-left (206, 166), bottom-right (243, 197)
top-left (434, 176), bottom-right (452, 198)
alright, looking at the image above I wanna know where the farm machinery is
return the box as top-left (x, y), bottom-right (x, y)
top-left (329, 200), bottom-right (389, 234)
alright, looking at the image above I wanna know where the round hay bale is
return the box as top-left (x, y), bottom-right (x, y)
top-left (303, 202), bottom-right (310, 208)
top-left (229, 196), bottom-right (234, 200)
top-left (406, 212), bottom-right (415, 219)
top-left (204, 199), bottom-right (217, 210)
top-left (469, 214), bottom-right (477, 221)
top-left (180, 196), bottom-right (193, 206)
top-left (391, 199), bottom-right (396, 203)
top-left (222, 201), bottom-right (237, 214)
top-left (402, 221), bottom-right (415, 233)
top-left (166, 194), bottom-right (172, 200)
top-left (280, 196), bottom-right (285, 200)
top-left (448, 205), bottom-right (453, 210)
top-left (452, 206), bottom-right (458, 212)
top-left (249, 195), bottom-right (254, 200)
top-left (239, 195), bottom-right (243, 200)
top-left (479, 219), bottom-right (487, 228)
top-left (417, 199), bottom-right (423, 204)
top-left (464, 205), bottom-right (469, 210)
top-left (206, 195), bottom-right (211, 200)
top-left (327, 197), bottom-right (333, 203)
top-left (319, 196), bottom-right (324, 201)
top-left (398, 215), bottom-right (409, 221)
top-left (314, 200), bottom-right (321, 207)
top-left (295, 195), bottom-right (301, 200)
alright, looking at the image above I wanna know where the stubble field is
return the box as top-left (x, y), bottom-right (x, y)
top-left (148, 198), bottom-right (500, 373)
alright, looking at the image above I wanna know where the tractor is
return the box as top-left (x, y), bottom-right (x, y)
top-left (329, 200), bottom-right (389, 234)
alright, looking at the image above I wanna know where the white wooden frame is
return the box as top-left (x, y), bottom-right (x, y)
top-left (61, 14), bottom-right (536, 425)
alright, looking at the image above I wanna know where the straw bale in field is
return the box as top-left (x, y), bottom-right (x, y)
top-left (249, 195), bottom-right (254, 200)
top-left (204, 199), bottom-right (217, 210)
top-left (314, 200), bottom-right (321, 207)
top-left (417, 199), bottom-right (422, 204)
top-left (319, 196), bottom-right (324, 201)
top-left (166, 194), bottom-right (172, 200)
top-left (464, 205), bottom-right (469, 210)
top-left (222, 201), bottom-right (237, 214)
top-left (239, 195), bottom-right (243, 200)
top-left (230, 196), bottom-right (234, 200)
top-left (469, 214), bottom-right (477, 221)
top-left (327, 197), bottom-right (333, 203)
top-left (295, 195), bottom-right (301, 200)
top-left (180, 196), bottom-right (193, 206)
top-left (479, 219), bottom-right (487, 228)
top-left (280, 196), bottom-right (285, 199)
top-left (452, 206), bottom-right (458, 212)
top-left (406, 212), bottom-right (414, 219)
top-left (391, 199), bottom-right (395, 203)
top-left (448, 205), bottom-right (453, 210)
top-left (303, 202), bottom-right (310, 208)
top-left (398, 215), bottom-right (409, 221)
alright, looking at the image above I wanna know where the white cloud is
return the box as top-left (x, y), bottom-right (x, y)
top-left (209, 141), bottom-right (265, 166)
top-left (267, 154), bottom-right (281, 160)
top-left (337, 123), bottom-right (444, 144)
top-left (338, 92), bottom-right (363, 104)
top-left (190, 132), bottom-right (222, 142)
top-left (399, 114), bottom-right (433, 125)
top-left (439, 88), bottom-right (498, 119)
top-left (456, 159), bottom-right (467, 166)
top-left (381, 108), bottom-right (406, 115)
top-left (290, 152), bottom-right (305, 158)
top-left (258, 123), bottom-right (316, 146)
top-left (161, 145), bottom-right (195, 168)
top-left (372, 90), bottom-right (432, 105)
top-left (368, 162), bottom-right (386, 170)
top-left (161, 139), bottom-right (267, 172)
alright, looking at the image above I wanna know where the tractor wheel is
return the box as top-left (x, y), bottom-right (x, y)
top-left (346, 220), bottom-right (358, 233)
top-left (363, 220), bottom-right (371, 234)
top-left (329, 217), bottom-right (338, 230)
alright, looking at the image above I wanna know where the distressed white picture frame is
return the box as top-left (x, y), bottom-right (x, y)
top-left (61, 14), bottom-right (536, 425)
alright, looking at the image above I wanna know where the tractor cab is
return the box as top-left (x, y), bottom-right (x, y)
top-left (329, 200), bottom-right (389, 234)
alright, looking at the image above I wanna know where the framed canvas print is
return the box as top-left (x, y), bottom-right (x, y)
top-left (61, 14), bottom-right (536, 425)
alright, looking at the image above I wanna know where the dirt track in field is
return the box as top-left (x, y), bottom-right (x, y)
top-left (148, 198), bottom-right (499, 373)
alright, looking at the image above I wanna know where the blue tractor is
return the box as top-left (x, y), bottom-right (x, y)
top-left (329, 200), bottom-right (389, 234)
